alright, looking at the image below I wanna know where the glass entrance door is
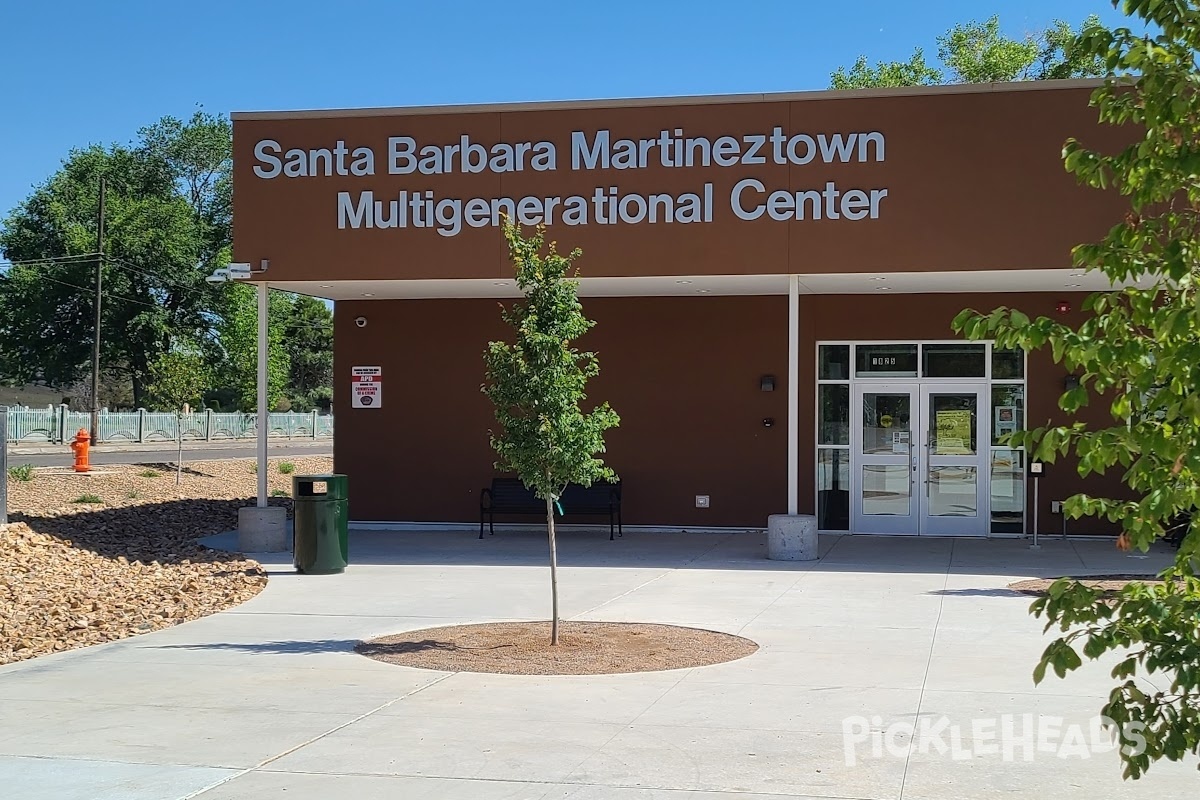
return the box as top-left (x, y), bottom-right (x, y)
top-left (850, 383), bottom-right (989, 536)
top-left (919, 384), bottom-right (988, 536)
top-left (851, 385), bottom-right (918, 535)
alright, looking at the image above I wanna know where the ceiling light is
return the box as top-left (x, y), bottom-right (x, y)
top-left (1064, 283), bottom-right (1081, 288)
top-left (696, 289), bottom-right (711, 294)
top-left (675, 279), bottom-right (693, 285)
top-left (361, 293), bottom-right (375, 298)
top-left (319, 284), bottom-right (332, 288)
top-left (1069, 272), bottom-right (1085, 277)
top-left (493, 281), bottom-right (509, 286)
top-left (869, 276), bottom-right (887, 281)
top-left (875, 286), bottom-right (891, 291)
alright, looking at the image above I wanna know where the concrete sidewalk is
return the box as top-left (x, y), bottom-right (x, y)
top-left (0, 531), bottom-right (1193, 799)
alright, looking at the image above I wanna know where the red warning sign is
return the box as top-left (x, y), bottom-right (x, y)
top-left (351, 366), bottom-right (382, 409)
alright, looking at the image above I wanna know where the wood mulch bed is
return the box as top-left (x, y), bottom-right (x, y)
top-left (357, 621), bottom-right (759, 675)
top-left (1008, 574), bottom-right (1170, 597)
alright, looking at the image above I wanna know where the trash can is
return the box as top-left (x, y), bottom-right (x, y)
top-left (292, 474), bottom-right (348, 574)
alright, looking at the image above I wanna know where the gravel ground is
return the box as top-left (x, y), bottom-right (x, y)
top-left (1, 456), bottom-right (332, 666)
top-left (1009, 574), bottom-right (1165, 597)
top-left (357, 621), bottom-right (760, 675)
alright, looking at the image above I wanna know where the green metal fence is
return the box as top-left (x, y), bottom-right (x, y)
top-left (1, 406), bottom-right (333, 444)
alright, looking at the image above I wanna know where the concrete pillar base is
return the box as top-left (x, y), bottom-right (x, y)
top-left (767, 514), bottom-right (818, 561)
top-left (238, 506), bottom-right (289, 553)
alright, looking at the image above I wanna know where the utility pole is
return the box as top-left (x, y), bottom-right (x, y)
top-left (90, 177), bottom-right (105, 443)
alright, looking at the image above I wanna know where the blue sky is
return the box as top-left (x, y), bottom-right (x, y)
top-left (0, 1), bottom-right (1129, 219)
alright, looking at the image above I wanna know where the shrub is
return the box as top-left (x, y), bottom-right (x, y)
top-left (277, 461), bottom-right (295, 475)
top-left (7, 464), bottom-right (34, 482)
top-left (137, 469), bottom-right (161, 478)
top-left (270, 488), bottom-right (290, 498)
top-left (125, 490), bottom-right (143, 500)
top-left (72, 493), bottom-right (103, 504)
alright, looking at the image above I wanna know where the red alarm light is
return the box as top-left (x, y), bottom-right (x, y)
top-left (1056, 300), bottom-right (1071, 314)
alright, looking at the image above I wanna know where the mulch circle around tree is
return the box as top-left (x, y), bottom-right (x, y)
top-left (356, 621), bottom-right (759, 676)
top-left (1008, 574), bottom-right (1170, 598)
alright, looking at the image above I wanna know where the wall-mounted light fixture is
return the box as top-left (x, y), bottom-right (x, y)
top-left (760, 375), bottom-right (776, 392)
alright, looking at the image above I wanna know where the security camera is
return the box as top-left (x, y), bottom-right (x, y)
top-left (354, 316), bottom-right (367, 328)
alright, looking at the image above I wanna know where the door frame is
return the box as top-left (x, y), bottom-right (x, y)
top-left (918, 383), bottom-right (989, 537)
top-left (815, 340), bottom-right (1028, 537)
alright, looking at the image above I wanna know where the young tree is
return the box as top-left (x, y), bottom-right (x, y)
top-left (148, 348), bottom-right (210, 485)
top-left (831, 15), bottom-right (1106, 89)
top-left (482, 223), bottom-right (619, 645)
top-left (954, 0), bottom-right (1200, 778)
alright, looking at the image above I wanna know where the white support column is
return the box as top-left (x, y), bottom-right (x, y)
top-left (257, 281), bottom-right (268, 508)
top-left (787, 274), bottom-right (800, 516)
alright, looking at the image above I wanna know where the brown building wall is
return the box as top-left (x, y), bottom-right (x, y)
top-left (335, 291), bottom-right (1123, 534)
top-left (334, 295), bottom-right (788, 527)
top-left (234, 84), bottom-right (1130, 282)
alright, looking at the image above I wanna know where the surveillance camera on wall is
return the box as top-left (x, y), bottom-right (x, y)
top-left (355, 316), bottom-right (368, 328)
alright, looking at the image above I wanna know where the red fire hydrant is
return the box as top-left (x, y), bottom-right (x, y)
top-left (70, 428), bottom-right (91, 473)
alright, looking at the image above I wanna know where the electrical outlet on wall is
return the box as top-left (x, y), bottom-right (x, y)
top-left (695, 495), bottom-right (710, 509)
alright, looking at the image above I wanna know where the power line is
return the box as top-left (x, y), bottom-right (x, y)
top-left (0, 252), bottom-right (101, 269)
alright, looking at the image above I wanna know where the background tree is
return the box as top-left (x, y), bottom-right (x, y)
top-left (147, 348), bottom-right (210, 484)
top-left (0, 114), bottom-right (230, 407)
top-left (216, 283), bottom-right (291, 412)
top-left (831, 15), bottom-right (1105, 89)
top-left (954, 0), bottom-right (1200, 777)
top-left (482, 223), bottom-right (619, 645)
top-left (284, 295), bottom-right (334, 411)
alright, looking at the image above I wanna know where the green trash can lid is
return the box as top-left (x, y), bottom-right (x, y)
top-left (292, 473), bottom-right (348, 500)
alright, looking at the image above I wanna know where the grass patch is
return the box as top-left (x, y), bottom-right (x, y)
top-left (248, 462), bottom-right (258, 474)
top-left (71, 493), bottom-right (104, 505)
top-left (7, 464), bottom-right (35, 482)
top-left (270, 488), bottom-right (291, 498)
top-left (125, 490), bottom-right (143, 500)
top-left (137, 469), bottom-right (162, 478)
top-left (277, 461), bottom-right (295, 475)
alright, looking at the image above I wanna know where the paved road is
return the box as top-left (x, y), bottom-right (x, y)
top-left (9, 443), bottom-right (332, 468)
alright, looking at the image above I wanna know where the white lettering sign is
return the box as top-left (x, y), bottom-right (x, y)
top-left (252, 125), bottom-right (890, 236)
top-left (351, 366), bottom-right (382, 409)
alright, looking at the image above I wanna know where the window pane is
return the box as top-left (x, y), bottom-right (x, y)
top-left (855, 344), bottom-right (918, 377)
top-left (928, 466), bottom-right (978, 517)
top-left (992, 348), bottom-right (1025, 379)
top-left (817, 449), bottom-right (850, 530)
top-left (819, 345), bottom-right (850, 380)
top-left (862, 392), bottom-right (912, 455)
top-left (990, 384), bottom-right (1025, 446)
top-left (818, 384), bottom-right (849, 445)
top-left (922, 344), bottom-right (986, 377)
top-left (862, 465), bottom-right (911, 515)
top-left (990, 448), bottom-right (1025, 533)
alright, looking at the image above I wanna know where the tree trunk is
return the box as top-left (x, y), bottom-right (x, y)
top-left (545, 496), bottom-right (560, 645)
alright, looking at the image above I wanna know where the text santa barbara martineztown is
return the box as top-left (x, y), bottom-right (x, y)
top-left (252, 128), bottom-right (890, 237)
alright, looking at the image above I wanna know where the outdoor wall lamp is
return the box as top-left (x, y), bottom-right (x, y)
top-left (760, 375), bottom-right (776, 392)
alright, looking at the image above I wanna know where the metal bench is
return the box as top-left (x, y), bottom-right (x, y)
top-left (479, 477), bottom-right (623, 540)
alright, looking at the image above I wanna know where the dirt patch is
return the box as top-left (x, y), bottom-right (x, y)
top-left (357, 621), bottom-right (759, 675)
top-left (1, 456), bottom-right (332, 666)
top-left (1008, 574), bottom-right (1168, 597)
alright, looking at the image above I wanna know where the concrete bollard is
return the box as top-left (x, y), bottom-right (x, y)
top-left (238, 506), bottom-right (289, 553)
top-left (767, 514), bottom-right (819, 561)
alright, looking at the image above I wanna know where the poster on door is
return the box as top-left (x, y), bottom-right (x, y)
top-left (351, 366), bottom-right (382, 409)
top-left (934, 410), bottom-right (972, 454)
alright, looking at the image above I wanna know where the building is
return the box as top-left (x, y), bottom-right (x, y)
top-left (231, 78), bottom-right (1133, 536)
